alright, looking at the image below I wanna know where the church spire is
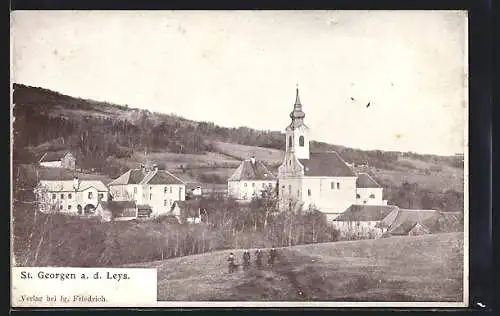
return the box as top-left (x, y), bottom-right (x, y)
top-left (290, 84), bottom-right (305, 121)
top-left (294, 83), bottom-right (301, 106)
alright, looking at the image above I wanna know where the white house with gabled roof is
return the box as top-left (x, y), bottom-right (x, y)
top-left (35, 177), bottom-right (109, 215)
top-left (227, 156), bottom-right (277, 201)
top-left (108, 164), bottom-right (186, 217)
top-left (355, 173), bottom-right (387, 205)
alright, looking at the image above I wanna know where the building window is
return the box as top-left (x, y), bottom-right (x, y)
top-left (68, 205), bottom-right (72, 210)
top-left (288, 185), bottom-right (292, 194)
top-left (369, 194), bottom-right (375, 199)
top-left (164, 200), bottom-right (167, 206)
top-left (288, 136), bottom-right (292, 148)
top-left (297, 189), bottom-right (300, 197)
top-left (150, 193), bottom-right (152, 200)
top-left (308, 189), bottom-right (311, 196)
top-left (170, 187), bottom-right (173, 193)
top-left (252, 183), bottom-right (255, 187)
top-left (262, 183), bottom-right (265, 188)
top-left (61, 194), bottom-right (64, 199)
top-left (337, 182), bottom-right (340, 189)
top-left (98, 193), bottom-right (104, 199)
top-left (52, 194), bottom-right (56, 200)
top-left (68, 193), bottom-right (72, 199)
top-left (164, 187), bottom-right (168, 193)
top-left (88, 192), bottom-right (93, 199)
top-left (299, 136), bottom-right (304, 147)
top-left (134, 187), bottom-right (137, 194)
top-left (331, 182), bottom-right (334, 189)
top-left (59, 205), bottom-right (63, 210)
top-left (356, 194), bottom-right (361, 198)
top-left (244, 183), bottom-right (247, 187)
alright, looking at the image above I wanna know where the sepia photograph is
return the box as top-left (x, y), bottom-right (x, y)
top-left (11, 10), bottom-right (468, 307)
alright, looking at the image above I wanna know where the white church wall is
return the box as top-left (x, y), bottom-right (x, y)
top-left (302, 177), bottom-right (357, 214)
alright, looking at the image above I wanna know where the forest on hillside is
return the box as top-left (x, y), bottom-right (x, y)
top-left (12, 83), bottom-right (463, 177)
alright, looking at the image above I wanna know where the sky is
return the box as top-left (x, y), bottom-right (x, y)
top-left (11, 10), bottom-right (468, 155)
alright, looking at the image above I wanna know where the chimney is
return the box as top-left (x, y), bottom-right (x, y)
top-left (73, 176), bottom-right (79, 190)
top-left (250, 156), bottom-right (256, 165)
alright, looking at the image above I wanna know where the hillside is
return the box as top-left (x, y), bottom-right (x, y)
top-left (12, 83), bottom-right (464, 211)
top-left (125, 232), bottom-right (464, 302)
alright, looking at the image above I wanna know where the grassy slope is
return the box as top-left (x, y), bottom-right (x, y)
top-left (126, 232), bottom-right (463, 302)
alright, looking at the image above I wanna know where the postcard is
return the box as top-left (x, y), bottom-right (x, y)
top-left (10, 10), bottom-right (468, 308)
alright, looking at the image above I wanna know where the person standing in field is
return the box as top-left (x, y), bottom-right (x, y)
top-left (242, 250), bottom-right (251, 270)
top-left (268, 247), bottom-right (277, 267)
top-left (255, 249), bottom-right (263, 269)
top-left (227, 252), bottom-right (236, 273)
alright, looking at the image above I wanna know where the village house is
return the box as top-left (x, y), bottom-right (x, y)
top-left (39, 151), bottom-right (76, 170)
top-left (355, 173), bottom-right (388, 205)
top-left (35, 177), bottom-right (109, 215)
top-left (277, 86), bottom-right (390, 221)
top-left (108, 164), bottom-right (186, 217)
top-left (332, 204), bottom-right (399, 239)
top-left (95, 200), bottom-right (139, 222)
top-left (381, 209), bottom-right (463, 237)
top-left (169, 200), bottom-right (207, 224)
top-left (227, 156), bottom-right (277, 201)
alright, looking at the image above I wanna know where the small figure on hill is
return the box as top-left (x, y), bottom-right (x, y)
top-left (242, 250), bottom-right (251, 270)
top-left (268, 247), bottom-right (277, 267)
top-left (227, 252), bottom-right (236, 273)
top-left (255, 249), bottom-right (263, 269)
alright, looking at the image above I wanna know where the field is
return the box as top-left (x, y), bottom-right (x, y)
top-left (213, 141), bottom-right (285, 166)
top-left (126, 232), bottom-right (464, 302)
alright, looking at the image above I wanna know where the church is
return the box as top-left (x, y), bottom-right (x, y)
top-left (277, 86), bottom-right (388, 221)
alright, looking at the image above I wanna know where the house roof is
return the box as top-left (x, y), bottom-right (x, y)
top-left (298, 151), bottom-right (356, 177)
top-left (356, 173), bottom-right (381, 188)
top-left (385, 209), bottom-right (440, 235)
top-left (38, 180), bottom-right (108, 192)
top-left (228, 160), bottom-right (276, 181)
top-left (39, 151), bottom-right (73, 162)
top-left (109, 169), bottom-right (185, 186)
top-left (334, 204), bottom-right (399, 222)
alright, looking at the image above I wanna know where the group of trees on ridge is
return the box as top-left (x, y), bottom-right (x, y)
top-left (12, 83), bottom-right (463, 176)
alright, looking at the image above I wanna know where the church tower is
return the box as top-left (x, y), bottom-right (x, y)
top-left (285, 85), bottom-right (310, 160)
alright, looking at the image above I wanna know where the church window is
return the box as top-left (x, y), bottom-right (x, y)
top-left (299, 136), bottom-right (304, 147)
top-left (308, 189), bottom-right (311, 196)
top-left (288, 136), bottom-right (292, 148)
